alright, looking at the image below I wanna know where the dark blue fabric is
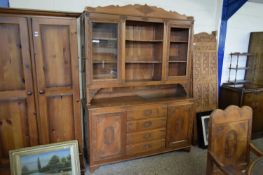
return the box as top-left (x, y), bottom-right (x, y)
top-left (0, 0), bottom-right (9, 7)
top-left (218, 0), bottom-right (247, 92)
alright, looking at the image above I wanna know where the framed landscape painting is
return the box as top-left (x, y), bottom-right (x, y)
top-left (9, 140), bottom-right (80, 175)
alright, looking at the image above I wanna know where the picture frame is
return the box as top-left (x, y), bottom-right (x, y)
top-left (197, 111), bottom-right (212, 148)
top-left (9, 140), bottom-right (80, 175)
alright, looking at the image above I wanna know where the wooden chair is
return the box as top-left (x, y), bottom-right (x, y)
top-left (206, 105), bottom-right (263, 175)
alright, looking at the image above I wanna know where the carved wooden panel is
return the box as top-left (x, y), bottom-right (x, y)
top-left (85, 4), bottom-right (192, 20)
top-left (193, 32), bottom-right (218, 112)
top-left (91, 112), bottom-right (126, 161)
top-left (207, 105), bottom-right (252, 174)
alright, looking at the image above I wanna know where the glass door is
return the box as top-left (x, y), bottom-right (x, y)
top-left (91, 22), bottom-right (119, 81)
top-left (168, 27), bottom-right (190, 78)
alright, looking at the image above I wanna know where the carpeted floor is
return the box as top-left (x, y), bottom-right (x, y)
top-left (85, 138), bottom-right (263, 175)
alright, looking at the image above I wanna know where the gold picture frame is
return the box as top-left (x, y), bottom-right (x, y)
top-left (9, 140), bottom-right (80, 175)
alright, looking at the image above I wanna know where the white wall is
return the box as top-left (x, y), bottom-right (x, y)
top-left (221, 2), bottom-right (263, 83)
top-left (9, 0), bottom-right (219, 34)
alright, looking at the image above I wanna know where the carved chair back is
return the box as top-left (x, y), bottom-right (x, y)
top-left (207, 105), bottom-right (252, 173)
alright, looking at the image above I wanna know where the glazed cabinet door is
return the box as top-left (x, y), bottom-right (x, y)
top-left (86, 19), bottom-right (121, 84)
top-left (0, 16), bottom-right (37, 165)
top-left (167, 25), bottom-right (191, 79)
top-left (166, 102), bottom-right (194, 148)
top-left (32, 18), bottom-right (81, 145)
top-left (90, 111), bottom-right (126, 162)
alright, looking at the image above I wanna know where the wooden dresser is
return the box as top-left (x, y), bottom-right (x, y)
top-left (81, 5), bottom-right (195, 172)
top-left (0, 8), bottom-right (84, 173)
top-left (219, 84), bottom-right (263, 138)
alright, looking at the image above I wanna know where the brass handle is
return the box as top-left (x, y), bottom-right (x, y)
top-left (144, 109), bottom-right (153, 116)
top-left (144, 133), bottom-right (151, 139)
top-left (27, 91), bottom-right (33, 96)
top-left (39, 90), bottom-right (45, 94)
top-left (143, 121), bottom-right (152, 128)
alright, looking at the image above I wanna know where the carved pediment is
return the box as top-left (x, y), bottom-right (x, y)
top-left (193, 32), bottom-right (217, 42)
top-left (85, 4), bottom-right (193, 20)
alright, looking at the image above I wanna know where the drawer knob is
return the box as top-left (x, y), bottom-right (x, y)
top-left (27, 91), bottom-right (33, 96)
top-left (143, 121), bottom-right (152, 128)
top-left (39, 90), bottom-right (45, 94)
top-left (144, 109), bottom-right (153, 116)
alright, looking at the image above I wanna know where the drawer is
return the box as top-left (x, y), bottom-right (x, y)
top-left (127, 117), bottom-right (166, 133)
top-left (127, 104), bottom-right (167, 120)
top-left (127, 129), bottom-right (165, 145)
top-left (126, 140), bottom-right (165, 155)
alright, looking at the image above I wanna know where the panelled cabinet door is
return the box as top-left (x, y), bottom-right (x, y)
top-left (0, 16), bottom-right (38, 165)
top-left (166, 103), bottom-right (194, 148)
top-left (243, 92), bottom-right (263, 134)
top-left (91, 112), bottom-right (126, 162)
top-left (32, 18), bottom-right (81, 146)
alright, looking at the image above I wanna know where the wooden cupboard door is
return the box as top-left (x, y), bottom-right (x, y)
top-left (166, 102), bottom-right (194, 148)
top-left (32, 18), bottom-right (81, 146)
top-left (0, 16), bottom-right (37, 165)
top-left (91, 112), bottom-right (126, 162)
top-left (243, 92), bottom-right (263, 135)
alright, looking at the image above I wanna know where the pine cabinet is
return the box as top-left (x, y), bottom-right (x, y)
top-left (82, 5), bottom-right (195, 172)
top-left (0, 9), bottom-right (83, 173)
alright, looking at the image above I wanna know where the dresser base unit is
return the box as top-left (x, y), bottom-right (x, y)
top-left (87, 97), bottom-right (194, 172)
top-left (219, 83), bottom-right (263, 138)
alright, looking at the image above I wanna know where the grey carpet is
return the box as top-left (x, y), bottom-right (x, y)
top-left (85, 138), bottom-right (263, 175)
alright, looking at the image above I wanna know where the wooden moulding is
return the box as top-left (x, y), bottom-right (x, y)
top-left (0, 7), bottom-right (81, 17)
top-left (85, 4), bottom-right (193, 21)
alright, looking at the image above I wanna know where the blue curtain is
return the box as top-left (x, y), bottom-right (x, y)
top-left (218, 0), bottom-right (247, 91)
top-left (0, 0), bottom-right (9, 7)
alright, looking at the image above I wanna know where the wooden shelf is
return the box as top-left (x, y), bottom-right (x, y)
top-left (126, 60), bottom-right (162, 64)
top-left (230, 52), bottom-right (254, 56)
top-left (226, 80), bottom-right (250, 84)
top-left (170, 40), bottom-right (188, 43)
top-left (229, 67), bottom-right (250, 70)
top-left (126, 39), bottom-right (163, 43)
top-left (92, 37), bottom-right (117, 41)
top-left (93, 74), bottom-right (117, 79)
top-left (169, 60), bottom-right (187, 63)
top-left (93, 60), bottom-right (117, 64)
top-left (169, 56), bottom-right (187, 62)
